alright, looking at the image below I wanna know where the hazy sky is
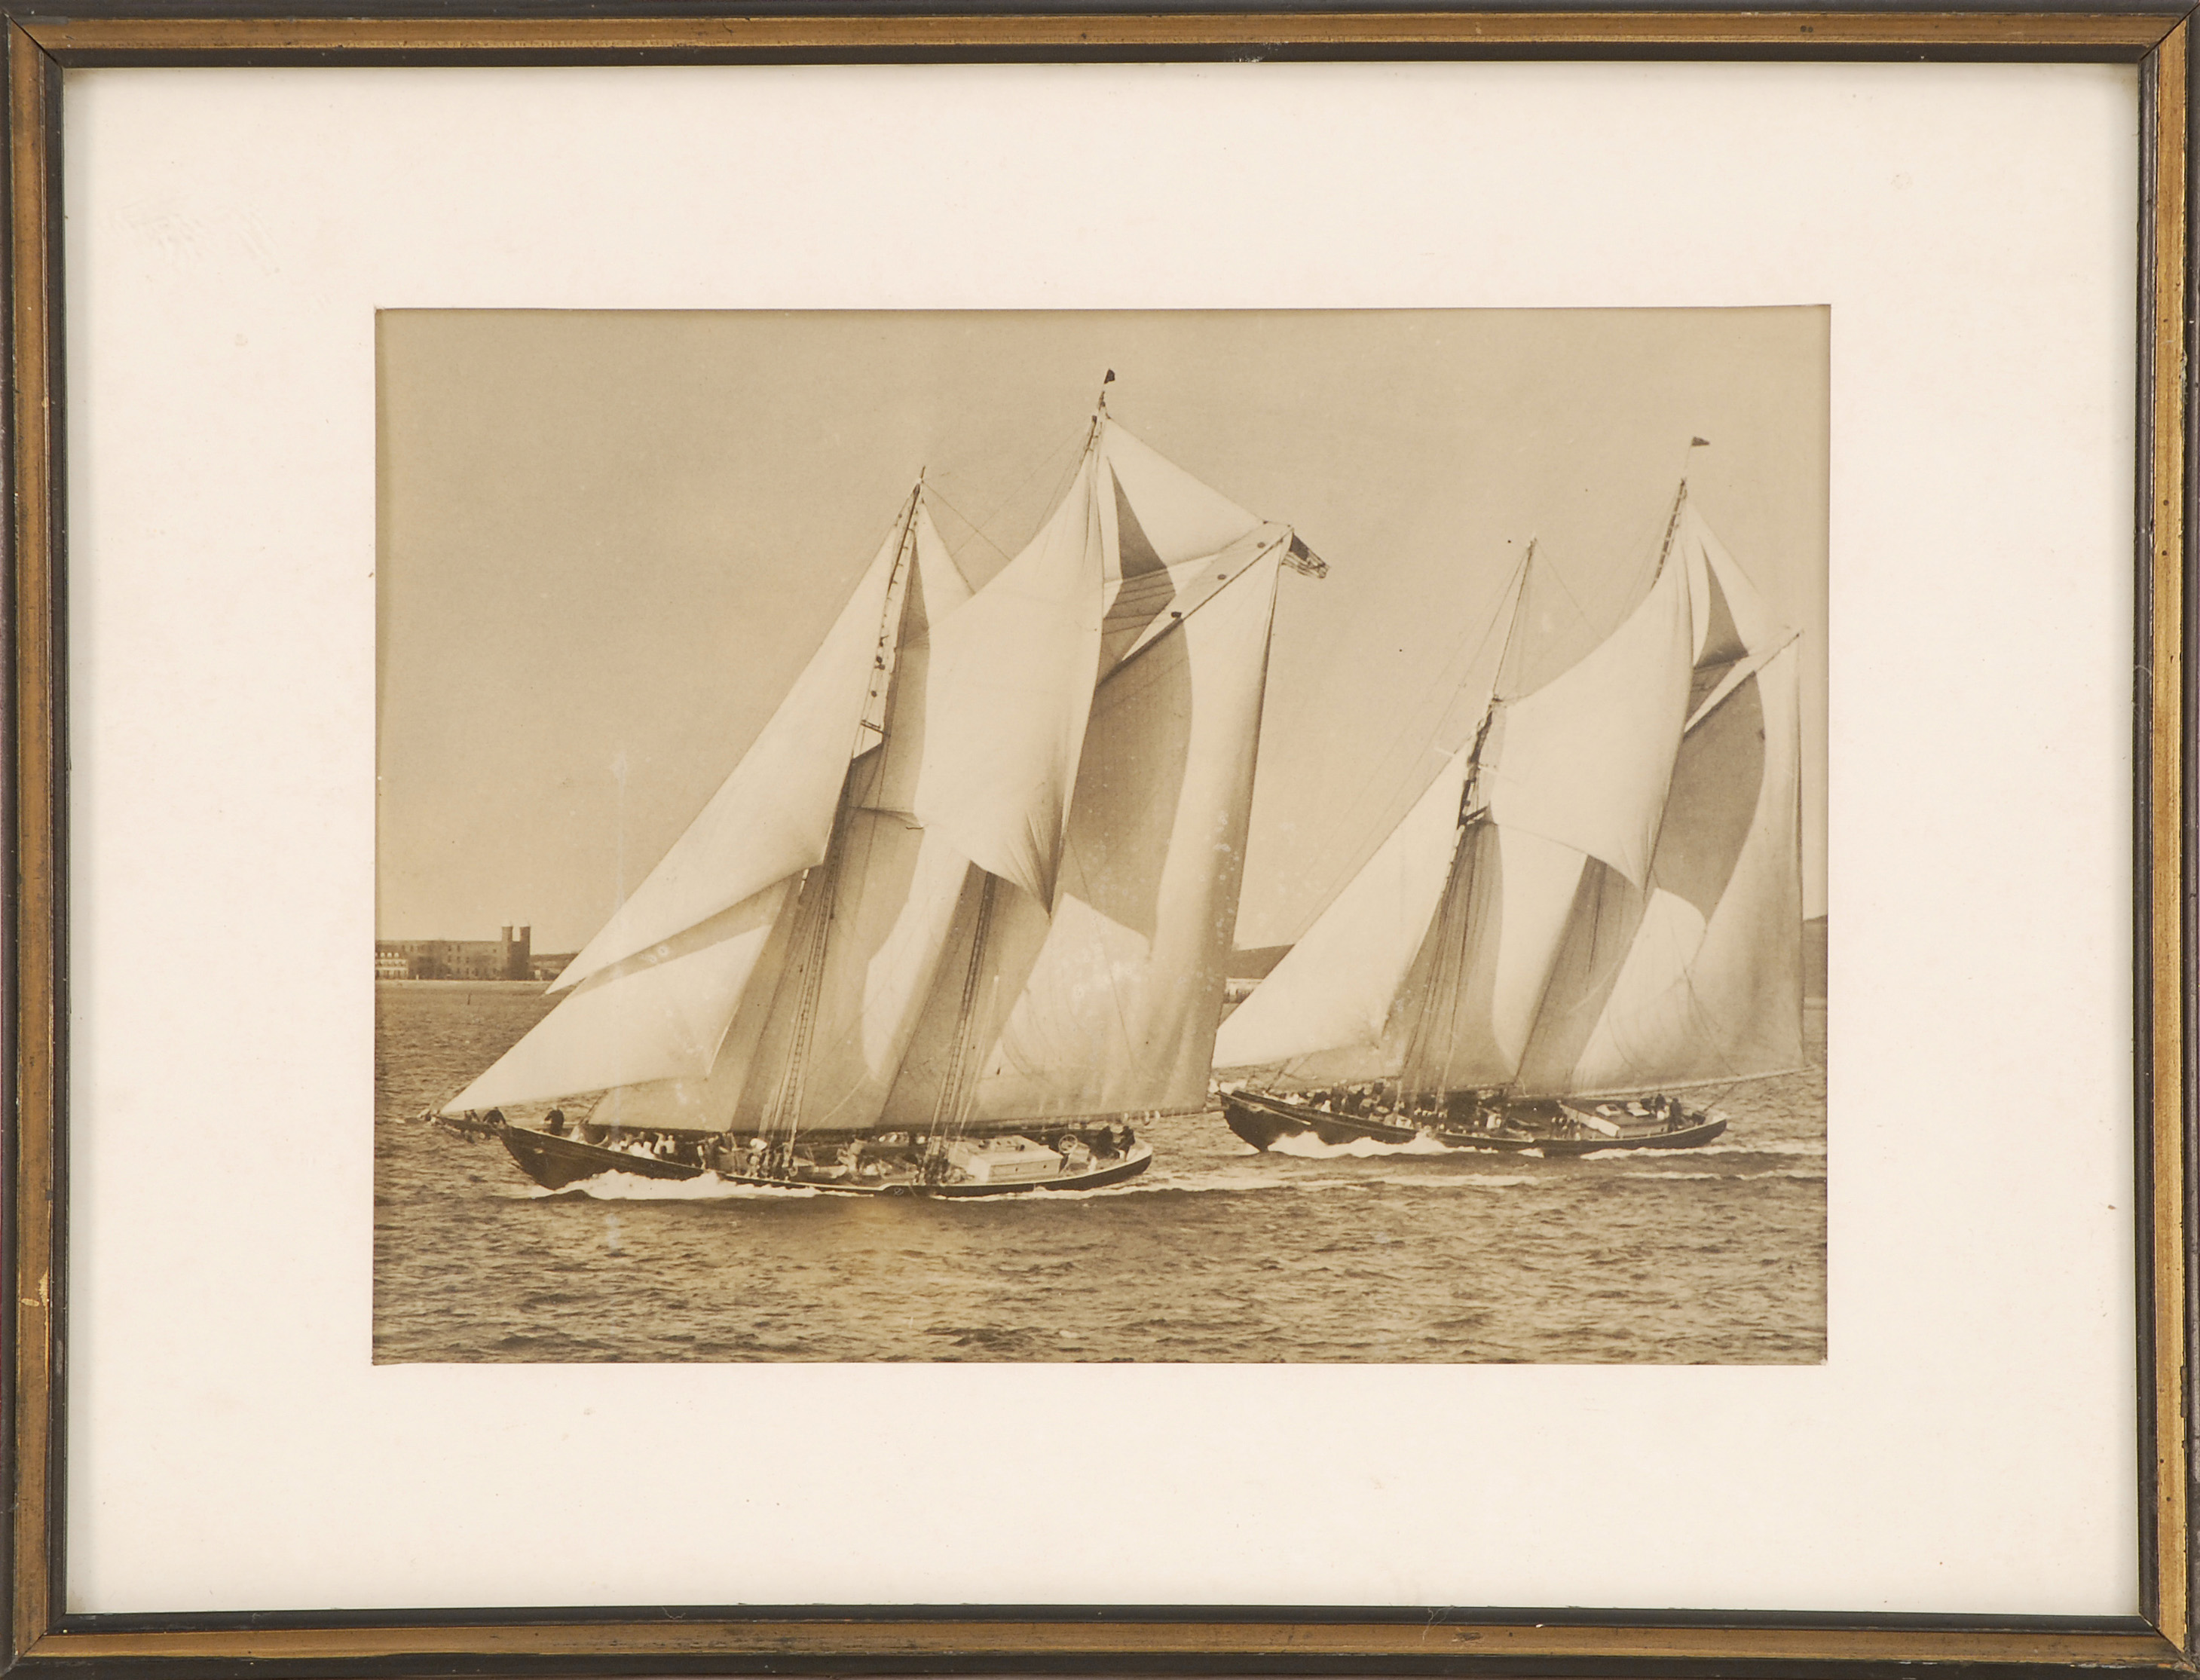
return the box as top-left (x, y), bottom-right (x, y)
top-left (378, 309), bottom-right (1828, 952)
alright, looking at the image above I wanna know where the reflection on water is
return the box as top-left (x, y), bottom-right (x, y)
top-left (375, 982), bottom-right (1825, 1363)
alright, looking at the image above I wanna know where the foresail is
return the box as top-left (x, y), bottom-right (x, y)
top-left (448, 491), bottom-right (938, 1121)
top-left (1209, 559), bottom-right (1531, 1078)
top-left (1212, 739), bottom-right (1472, 1070)
top-left (1397, 820), bottom-right (1586, 1095)
top-left (1482, 555), bottom-right (1694, 888)
top-left (439, 881), bottom-right (794, 1114)
top-left (552, 514), bottom-right (908, 992)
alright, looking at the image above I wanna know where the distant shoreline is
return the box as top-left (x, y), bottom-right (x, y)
top-left (377, 978), bottom-right (551, 994)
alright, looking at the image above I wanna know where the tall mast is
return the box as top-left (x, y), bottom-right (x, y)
top-left (764, 487), bottom-right (926, 1146)
top-left (1405, 542), bottom-right (1539, 1103)
top-left (851, 481), bottom-right (925, 756)
top-left (1651, 479), bottom-right (1689, 580)
top-left (1651, 438), bottom-right (1709, 580)
top-left (1464, 540), bottom-right (1536, 818)
top-left (1489, 537), bottom-right (1536, 704)
top-left (922, 869), bottom-right (1003, 1173)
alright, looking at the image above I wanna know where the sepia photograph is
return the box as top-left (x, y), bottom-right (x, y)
top-left (375, 308), bottom-right (1828, 1364)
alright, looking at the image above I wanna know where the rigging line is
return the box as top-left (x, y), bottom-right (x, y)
top-left (1062, 818), bottom-right (1143, 1098)
top-left (931, 871), bottom-right (1002, 1161)
top-left (767, 501), bottom-right (922, 1152)
top-left (1274, 558), bottom-right (1519, 941)
top-left (794, 797), bottom-right (899, 1135)
top-left (1599, 470), bottom-right (1693, 641)
top-left (1407, 817), bottom-right (1478, 1103)
top-left (918, 480), bottom-right (1014, 567)
top-left (1489, 539), bottom-right (1537, 702)
top-left (1504, 849), bottom-right (1602, 1100)
top-left (951, 418), bottom-right (1085, 531)
top-left (1528, 546), bottom-right (1602, 684)
top-left (932, 421), bottom-right (1090, 569)
top-left (1651, 474), bottom-right (1691, 580)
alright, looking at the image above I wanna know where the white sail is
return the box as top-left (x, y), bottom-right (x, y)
top-left (913, 419), bottom-right (1280, 910)
top-left (1506, 500), bottom-right (1804, 1097)
top-left (1213, 739), bottom-right (1473, 1070)
top-left (1482, 553), bottom-right (1694, 888)
top-left (1207, 487), bottom-right (1804, 1107)
top-left (1556, 637), bottom-right (1805, 1092)
top-left (441, 881), bottom-right (793, 1112)
top-left (915, 451), bottom-right (1105, 906)
top-left (1385, 554), bottom-right (1693, 1095)
top-left (962, 550), bottom-right (1284, 1119)
top-left (1673, 499), bottom-right (1779, 663)
top-left (445, 415), bottom-right (1307, 1138)
top-left (730, 516), bottom-right (978, 1134)
top-left (439, 493), bottom-right (927, 1118)
top-left (875, 418), bottom-right (1294, 1127)
top-left (1396, 820), bottom-right (1587, 1094)
top-left (551, 514), bottom-right (908, 992)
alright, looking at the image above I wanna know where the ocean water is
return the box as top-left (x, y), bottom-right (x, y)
top-left (375, 983), bottom-right (1825, 1363)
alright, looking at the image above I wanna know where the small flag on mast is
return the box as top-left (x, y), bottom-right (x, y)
top-left (1691, 436), bottom-right (1710, 447)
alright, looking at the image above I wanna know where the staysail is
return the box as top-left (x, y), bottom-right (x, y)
top-left (1216, 485), bottom-right (1802, 1103)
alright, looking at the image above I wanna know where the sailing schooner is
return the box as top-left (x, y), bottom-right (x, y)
top-left (437, 398), bottom-right (1326, 1196)
top-left (1213, 471), bottom-right (1804, 1158)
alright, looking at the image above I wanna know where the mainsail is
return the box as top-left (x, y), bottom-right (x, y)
top-left (443, 412), bottom-right (1320, 1146)
top-left (1214, 485), bottom-right (1803, 1102)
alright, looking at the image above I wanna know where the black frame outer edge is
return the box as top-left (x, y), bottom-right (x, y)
top-left (3, 8), bottom-right (2196, 1676)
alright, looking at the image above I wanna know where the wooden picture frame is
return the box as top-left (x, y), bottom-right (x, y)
top-left (5, 8), bottom-right (2191, 1674)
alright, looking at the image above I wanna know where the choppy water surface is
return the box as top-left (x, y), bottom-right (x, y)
top-left (375, 983), bottom-right (1825, 1363)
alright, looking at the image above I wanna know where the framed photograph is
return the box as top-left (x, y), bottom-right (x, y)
top-left (5, 6), bottom-right (2192, 1675)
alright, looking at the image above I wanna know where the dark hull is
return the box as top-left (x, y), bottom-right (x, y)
top-left (1221, 1091), bottom-right (1726, 1157)
top-left (501, 1127), bottom-right (704, 1189)
top-left (1521, 1116), bottom-right (1727, 1155)
top-left (498, 1126), bottom-right (1154, 1197)
top-left (1222, 1089), bottom-right (1417, 1150)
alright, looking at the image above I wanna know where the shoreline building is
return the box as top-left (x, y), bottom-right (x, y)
top-left (378, 925), bottom-right (533, 981)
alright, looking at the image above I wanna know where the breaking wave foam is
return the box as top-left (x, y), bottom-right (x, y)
top-left (1265, 1131), bottom-right (1456, 1159)
top-left (525, 1171), bottom-right (821, 1201)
